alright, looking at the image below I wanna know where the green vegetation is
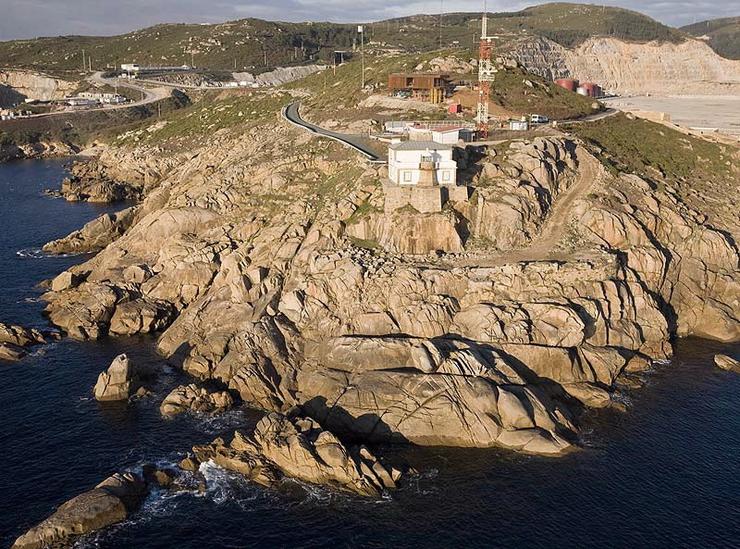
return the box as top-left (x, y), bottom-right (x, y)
top-left (490, 67), bottom-right (598, 119)
top-left (0, 20), bottom-right (359, 75)
top-left (348, 236), bottom-right (380, 250)
top-left (500, 3), bottom-right (685, 47)
top-left (571, 113), bottom-right (736, 183)
top-left (0, 3), bottom-right (706, 76)
top-left (0, 92), bottom-right (189, 148)
top-left (373, 4), bottom-right (685, 51)
top-left (346, 199), bottom-right (380, 225)
top-left (681, 17), bottom-right (740, 60)
top-left (116, 91), bottom-right (290, 147)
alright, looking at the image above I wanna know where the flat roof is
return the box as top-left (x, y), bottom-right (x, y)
top-left (389, 141), bottom-right (454, 151)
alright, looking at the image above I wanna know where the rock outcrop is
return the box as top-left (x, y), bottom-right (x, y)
top-left (44, 207), bottom-right (137, 255)
top-left (193, 412), bottom-right (399, 497)
top-left (93, 354), bottom-right (137, 401)
top-left (714, 354), bottom-right (740, 373)
top-left (160, 383), bottom-right (234, 416)
top-left (12, 472), bottom-right (147, 549)
top-left (0, 322), bottom-right (51, 361)
top-left (39, 111), bottom-right (739, 460)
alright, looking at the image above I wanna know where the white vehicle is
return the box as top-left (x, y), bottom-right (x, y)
top-left (530, 114), bottom-right (550, 124)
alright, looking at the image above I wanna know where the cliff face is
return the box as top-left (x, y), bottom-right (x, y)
top-left (0, 69), bottom-right (77, 105)
top-left (508, 36), bottom-right (740, 95)
top-left (40, 114), bottom-right (740, 456)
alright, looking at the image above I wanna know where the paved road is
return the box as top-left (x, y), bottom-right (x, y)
top-left (283, 102), bottom-right (382, 162)
top-left (284, 102), bottom-right (618, 162)
top-left (559, 107), bottom-right (619, 125)
top-left (11, 72), bottom-right (170, 120)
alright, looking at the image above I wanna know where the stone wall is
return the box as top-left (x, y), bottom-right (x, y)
top-left (384, 184), bottom-right (470, 214)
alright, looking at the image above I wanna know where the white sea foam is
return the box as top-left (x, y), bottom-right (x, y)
top-left (16, 247), bottom-right (86, 259)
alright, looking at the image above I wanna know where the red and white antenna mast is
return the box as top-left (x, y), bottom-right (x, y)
top-left (476, 1), bottom-right (496, 139)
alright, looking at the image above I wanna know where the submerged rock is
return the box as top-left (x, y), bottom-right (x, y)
top-left (193, 412), bottom-right (399, 497)
top-left (160, 383), bottom-right (234, 416)
top-left (714, 354), bottom-right (740, 373)
top-left (93, 354), bottom-right (137, 401)
top-left (12, 472), bottom-right (147, 549)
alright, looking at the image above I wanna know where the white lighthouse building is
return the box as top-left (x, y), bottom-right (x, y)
top-left (387, 141), bottom-right (458, 186)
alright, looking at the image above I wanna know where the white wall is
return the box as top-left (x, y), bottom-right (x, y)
top-left (388, 148), bottom-right (457, 186)
top-left (431, 130), bottom-right (460, 145)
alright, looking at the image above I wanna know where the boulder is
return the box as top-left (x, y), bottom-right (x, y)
top-left (12, 472), bottom-right (147, 549)
top-left (193, 412), bottom-right (398, 497)
top-left (51, 271), bottom-right (85, 292)
top-left (160, 383), bottom-right (234, 416)
top-left (714, 354), bottom-right (740, 373)
top-left (93, 354), bottom-right (136, 401)
top-left (0, 343), bottom-right (26, 362)
top-left (0, 322), bottom-right (50, 362)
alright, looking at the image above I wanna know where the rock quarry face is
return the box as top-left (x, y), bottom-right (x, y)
top-left (40, 118), bottom-right (739, 456)
top-left (193, 412), bottom-right (399, 497)
top-left (12, 472), bottom-right (147, 549)
top-left (0, 69), bottom-right (77, 104)
top-left (507, 36), bottom-right (740, 95)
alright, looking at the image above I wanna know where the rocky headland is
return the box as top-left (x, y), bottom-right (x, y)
top-left (38, 113), bottom-right (739, 456)
top-left (9, 48), bottom-right (740, 547)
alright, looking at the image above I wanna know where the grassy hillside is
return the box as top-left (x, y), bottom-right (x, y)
top-left (0, 91), bottom-right (189, 148)
top-left (681, 17), bottom-right (740, 60)
top-left (571, 113), bottom-right (736, 183)
top-left (0, 19), bottom-right (358, 77)
top-left (0, 3), bottom-right (703, 76)
top-left (371, 3), bottom-right (685, 51)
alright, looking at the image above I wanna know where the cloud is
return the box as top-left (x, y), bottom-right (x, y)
top-left (0, 0), bottom-right (736, 40)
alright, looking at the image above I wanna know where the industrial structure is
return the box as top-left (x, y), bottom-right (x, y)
top-left (476, 4), bottom-right (497, 138)
top-left (387, 73), bottom-right (452, 103)
top-left (555, 78), bottom-right (603, 98)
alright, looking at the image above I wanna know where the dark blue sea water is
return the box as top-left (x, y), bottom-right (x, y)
top-left (1, 159), bottom-right (739, 549)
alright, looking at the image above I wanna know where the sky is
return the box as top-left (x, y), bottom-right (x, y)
top-left (0, 0), bottom-right (737, 40)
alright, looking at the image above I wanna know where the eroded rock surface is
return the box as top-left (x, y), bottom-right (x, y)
top-left (193, 412), bottom-right (399, 497)
top-left (93, 354), bottom-right (137, 401)
top-left (12, 472), bottom-right (147, 549)
top-left (160, 383), bottom-right (234, 416)
top-left (39, 120), bottom-right (739, 459)
top-left (0, 322), bottom-right (51, 361)
top-left (714, 354), bottom-right (740, 373)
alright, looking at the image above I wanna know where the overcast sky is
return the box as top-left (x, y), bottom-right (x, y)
top-left (0, 0), bottom-right (736, 40)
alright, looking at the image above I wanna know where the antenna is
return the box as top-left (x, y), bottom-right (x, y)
top-left (481, 0), bottom-right (488, 39)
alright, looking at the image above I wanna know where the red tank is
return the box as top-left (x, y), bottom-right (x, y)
top-left (580, 82), bottom-right (602, 97)
top-left (555, 78), bottom-right (579, 92)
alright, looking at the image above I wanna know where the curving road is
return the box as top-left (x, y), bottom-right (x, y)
top-left (284, 101), bottom-right (618, 162)
top-left (12, 72), bottom-right (170, 120)
top-left (283, 102), bottom-right (382, 162)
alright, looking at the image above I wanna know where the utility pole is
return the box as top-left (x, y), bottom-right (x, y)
top-left (439, 0), bottom-right (444, 50)
top-left (358, 25), bottom-right (365, 89)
